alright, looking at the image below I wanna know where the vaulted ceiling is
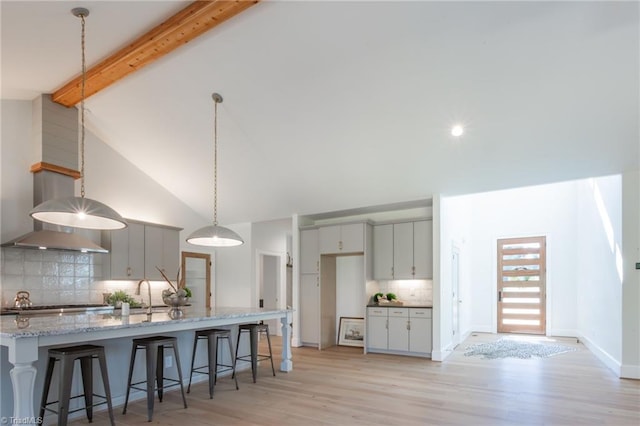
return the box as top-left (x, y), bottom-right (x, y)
top-left (2, 1), bottom-right (638, 225)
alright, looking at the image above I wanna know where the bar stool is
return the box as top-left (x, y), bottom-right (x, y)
top-left (123, 336), bottom-right (187, 422)
top-left (234, 323), bottom-right (276, 383)
top-left (187, 328), bottom-right (239, 398)
top-left (39, 344), bottom-right (115, 426)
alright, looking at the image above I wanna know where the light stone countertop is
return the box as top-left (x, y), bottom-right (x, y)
top-left (0, 306), bottom-right (290, 339)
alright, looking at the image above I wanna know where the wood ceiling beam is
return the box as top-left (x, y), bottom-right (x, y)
top-left (52, 0), bottom-right (260, 107)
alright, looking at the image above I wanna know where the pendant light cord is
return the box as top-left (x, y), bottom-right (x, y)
top-left (213, 95), bottom-right (220, 226)
top-left (79, 12), bottom-right (87, 199)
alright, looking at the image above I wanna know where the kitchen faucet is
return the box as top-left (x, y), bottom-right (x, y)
top-left (135, 279), bottom-right (152, 316)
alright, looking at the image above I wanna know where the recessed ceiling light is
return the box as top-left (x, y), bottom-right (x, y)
top-left (451, 125), bottom-right (464, 137)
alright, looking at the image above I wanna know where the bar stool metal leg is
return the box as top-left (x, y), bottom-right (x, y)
top-left (39, 357), bottom-right (56, 422)
top-left (122, 342), bottom-right (138, 415)
top-left (97, 349), bottom-right (116, 425)
top-left (225, 335), bottom-right (240, 390)
top-left (264, 328), bottom-right (276, 377)
top-left (79, 356), bottom-right (94, 421)
top-left (172, 340), bottom-right (188, 408)
top-left (187, 332), bottom-right (200, 393)
top-left (207, 331), bottom-right (218, 398)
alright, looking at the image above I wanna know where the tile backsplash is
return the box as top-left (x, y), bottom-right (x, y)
top-left (366, 279), bottom-right (433, 305)
top-left (1, 247), bottom-right (105, 307)
top-left (1, 248), bottom-right (176, 307)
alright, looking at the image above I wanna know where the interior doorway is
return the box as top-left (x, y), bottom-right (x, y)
top-left (256, 251), bottom-right (284, 335)
top-left (452, 246), bottom-right (461, 345)
top-left (497, 236), bottom-right (547, 335)
top-left (181, 251), bottom-right (211, 309)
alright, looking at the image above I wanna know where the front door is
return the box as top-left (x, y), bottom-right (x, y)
top-left (497, 236), bottom-right (546, 334)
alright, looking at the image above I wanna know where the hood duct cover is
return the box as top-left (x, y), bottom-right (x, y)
top-left (1, 94), bottom-right (109, 253)
top-left (2, 230), bottom-right (108, 253)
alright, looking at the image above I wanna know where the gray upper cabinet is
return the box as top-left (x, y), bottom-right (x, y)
top-left (395, 220), bottom-right (432, 279)
top-left (412, 220), bottom-right (432, 279)
top-left (373, 220), bottom-right (433, 280)
top-left (319, 223), bottom-right (364, 254)
top-left (102, 220), bottom-right (182, 280)
top-left (104, 222), bottom-right (145, 279)
top-left (145, 226), bottom-right (180, 280)
top-left (393, 222), bottom-right (414, 279)
top-left (300, 229), bottom-right (319, 274)
top-left (373, 224), bottom-right (393, 280)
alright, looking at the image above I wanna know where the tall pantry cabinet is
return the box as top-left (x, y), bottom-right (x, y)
top-left (299, 222), bottom-right (371, 349)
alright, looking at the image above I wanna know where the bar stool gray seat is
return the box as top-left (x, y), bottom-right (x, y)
top-left (123, 335), bottom-right (187, 422)
top-left (39, 344), bottom-right (115, 426)
top-left (187, 328), bottom-right (239, 398)
top-left (234, 323), bottom-right (276, 383)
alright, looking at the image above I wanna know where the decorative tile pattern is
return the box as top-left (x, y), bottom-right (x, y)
top-left (0, 248), bottom-right (106, 307)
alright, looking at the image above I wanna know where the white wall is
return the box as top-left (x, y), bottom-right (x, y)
top-left (214, 222), bottom-right (252, 306)
top-left (576, 175), bottom-right (623, 372)
top-left (443, 181), bottom-right (582, 338)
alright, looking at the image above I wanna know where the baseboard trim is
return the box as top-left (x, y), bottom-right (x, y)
top-left (578, 333), bottom-right (622, 377)
top-left (620, 364), bottom-right (640, 379)
top-left (549, 329), bottom-right (578, 338)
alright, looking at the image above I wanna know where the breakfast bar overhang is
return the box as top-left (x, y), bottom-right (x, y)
top-left (0, 307), bottom-right (293, 426)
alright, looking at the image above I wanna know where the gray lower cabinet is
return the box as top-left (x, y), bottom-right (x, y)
top-left (366, 307), bottom-right (432, 357)
top-left (367, 307), bottom-right (388, 350)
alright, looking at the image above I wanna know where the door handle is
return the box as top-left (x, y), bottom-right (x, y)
top-left (498, 291), bottom-right (502, 302)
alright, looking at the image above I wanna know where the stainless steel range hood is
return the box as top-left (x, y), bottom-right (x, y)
top-left (1, 94), bottom-right (109, 254)
top-left (2, 230), bottom-right (108, 253)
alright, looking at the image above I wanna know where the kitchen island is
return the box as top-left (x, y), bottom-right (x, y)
top-left (0, 306), bottom-right (293, 425)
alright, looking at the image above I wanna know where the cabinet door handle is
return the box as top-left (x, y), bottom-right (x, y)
top-left (385, 320), bottom-right (388, 330)
top-left (339, 240), bottom-right (343, 250)
top-left (127, 267), bottom-right (131, 277)
top-left (391, 266), bottom-right (394, 277)
top-left (411, 266), bottom-right (415, 276)
top-left (407, 320), bottom-right (410, 331)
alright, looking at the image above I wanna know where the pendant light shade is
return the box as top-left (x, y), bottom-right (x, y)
top-left (30, 196), bottom-right (127, 230)
top-left (29, 8), bottom-right (127, 231)
top-left (187, 224), bottom-right (243, 247)
top-left (187, 93), bottom-right (243, 247)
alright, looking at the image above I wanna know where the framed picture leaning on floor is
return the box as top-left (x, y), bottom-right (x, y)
top-left (338, 317), bottom-right (364, 347)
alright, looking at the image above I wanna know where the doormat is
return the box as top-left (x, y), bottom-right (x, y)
top-left (463, 338), bottom-right (576, 359)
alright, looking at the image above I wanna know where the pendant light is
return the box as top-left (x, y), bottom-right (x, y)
top-left (29, 8), bottom-right (127, 230)
top-left (187, 93), bottom-right (243, 247)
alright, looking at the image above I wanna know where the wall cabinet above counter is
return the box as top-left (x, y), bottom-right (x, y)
top-left (101, 220), bottom-right (182, 280)
top-left (319, 223), bottom-right (364, 254)
top-left (373, 220), bottom-right (433, 280)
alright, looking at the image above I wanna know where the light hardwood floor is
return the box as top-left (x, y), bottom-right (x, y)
top-left (70, 333), bottom-right (639, 425)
